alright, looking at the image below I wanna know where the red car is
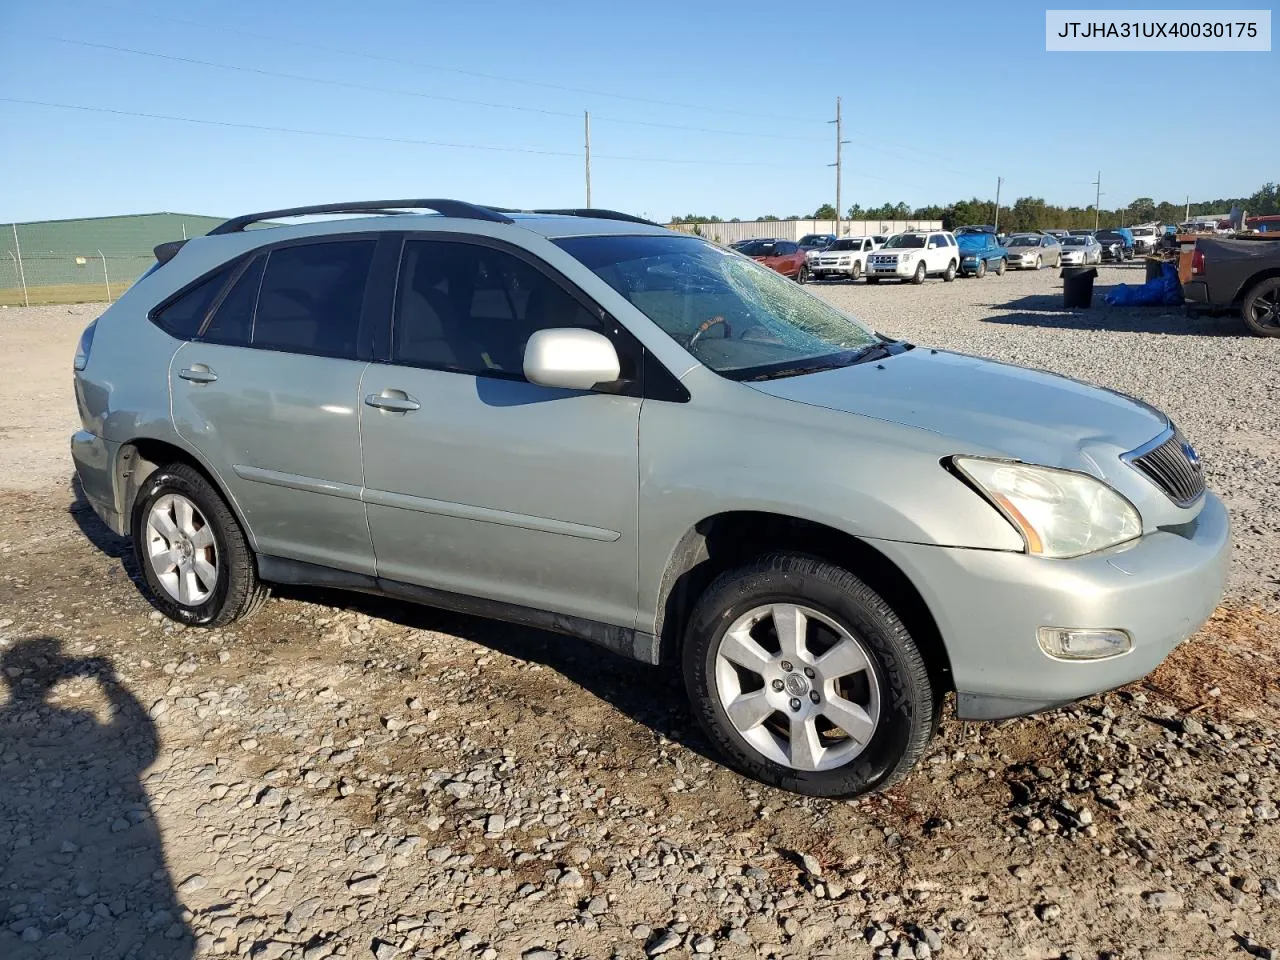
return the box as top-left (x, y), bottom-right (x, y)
top-left (736, 238), bottom-right (809, 282)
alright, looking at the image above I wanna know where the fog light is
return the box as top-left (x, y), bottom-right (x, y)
top-left (1037, 627), bottom-right (1132, 661)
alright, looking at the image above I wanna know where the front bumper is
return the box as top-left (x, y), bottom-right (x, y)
top-left (869, 492), bottom-right (1231, 719)
top-left (71, 430), bottom-right (125, 534)
top-left (867, 259), bottom-right (914, 277)
top-left (812, 263), bottom-right (859, 278)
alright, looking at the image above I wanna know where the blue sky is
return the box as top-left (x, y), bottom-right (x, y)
top-left (1, 0), bottom-right (1275, 222)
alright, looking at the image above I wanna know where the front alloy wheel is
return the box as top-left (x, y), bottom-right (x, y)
top-left (683, 554), bottom-right (937, 797)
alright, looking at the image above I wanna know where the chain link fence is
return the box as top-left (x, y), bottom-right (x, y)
top-left (2, 215), bottom-right (225, 308)
top-left (0, 247), bottom-right (154, 307)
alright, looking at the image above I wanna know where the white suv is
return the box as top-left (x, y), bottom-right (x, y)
top-left (866, 231), bottom-right (959, 284)
top-left (810, 236), bottom-right (879, 282)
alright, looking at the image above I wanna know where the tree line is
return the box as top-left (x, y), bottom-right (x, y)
top-left (671, 182), bottom-right (1279, 232)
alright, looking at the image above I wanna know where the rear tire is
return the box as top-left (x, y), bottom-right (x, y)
top-left (943, 260), bottom-right (957, 282)
top-left (1242, 277), bottom-right (1280, 337)
top-left (682, 553), bottom-right (937, 798)
top-left (132, 463), bottom-right (269, 627)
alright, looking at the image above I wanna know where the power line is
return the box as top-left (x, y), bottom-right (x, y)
top-left (97, 3), bottom-right (831, 126)
top-left (50, 38), bottom-right (827, 143)
top-left (0, 97), bottom-right (812, 167)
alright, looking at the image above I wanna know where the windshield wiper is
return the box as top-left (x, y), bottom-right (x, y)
top-left (741, 341), bottom-right (910, 382)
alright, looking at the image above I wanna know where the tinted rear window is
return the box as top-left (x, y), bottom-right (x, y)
top-left (151, 269), bottom-right (229, 339)
top-left (252, 241), bottom-right (375, 358)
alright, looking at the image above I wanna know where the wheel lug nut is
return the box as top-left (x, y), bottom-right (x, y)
top-left (789, 698), bottom-right (802, 712)
top-left (780, 660), bottom-right (793, 672)
top-left (803, 667), bottom-right (816, 679)
top-left (809, 690), bottom-right (820, 704)
top-left (771, 679), bottom-right (784, 692)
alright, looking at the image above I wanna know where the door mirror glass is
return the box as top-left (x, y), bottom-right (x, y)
top-left (927, 241), bottom-right (938, 249)
top-left (524, 328), bottom-right (621, 391)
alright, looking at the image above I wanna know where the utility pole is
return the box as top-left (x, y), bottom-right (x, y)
top-left (993, 176), bottom-right (1003, 233)
top-left (1093, 170), bottom-right (1103, 231)
top-left (584, 111), bottom-right (592, 208)
top-left (1185, 194), bottom-right (1190, 223)
top-left (828, 97), bottom-right (849, 236)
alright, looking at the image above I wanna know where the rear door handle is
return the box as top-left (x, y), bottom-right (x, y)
top-left (178, 364), bottom-right (218, 383)
top-left (365, 390), bottom-right (421, 413)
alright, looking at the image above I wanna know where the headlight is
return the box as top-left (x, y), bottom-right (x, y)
top-left (899, 252), bottom-right (913, 262)
top-left (952, 458), bottom-right (1141, 558)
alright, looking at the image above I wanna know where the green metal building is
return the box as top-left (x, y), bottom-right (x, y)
top-left (2, 212), bottom-right (226, 306)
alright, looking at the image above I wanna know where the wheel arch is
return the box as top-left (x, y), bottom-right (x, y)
top-left (1232, 267), bottom-right (1280, 305)
top-left (654, 511), bottom-right (953, 693)
top-left (114, 436), bottom-right (258, 549)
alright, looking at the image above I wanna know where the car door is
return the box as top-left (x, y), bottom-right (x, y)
top-left (927, 234), bottom-right (948, 273)
top-left (358, 235), bottom-right (642, 629)
top-left (169, 235), bottom-right (389, 574)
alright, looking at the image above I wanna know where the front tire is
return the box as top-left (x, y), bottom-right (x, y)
top-left (850, 261), bottom-right (862, 281)
top-left (911, 262), bottom-right (927, 284)
top-left (1242, 277), bottom-right (1280, 337)
top-left (1034, 255), bottom-right (1043, 270)
top-left (995, 257), bottom-right (1006, 275)
top-left (797, 264), bottom-right (810, 284)
top-left (132, 462), bottom-right (269, 627)
top-left (682, 554), bottom-right (937, 798)
top-left (975, 259), bottom-right (987, 279)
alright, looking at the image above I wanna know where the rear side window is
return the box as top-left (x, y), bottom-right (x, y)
top-left (775, 242), bottom-right (799, 255)
top-left (251, 240), bottom-right (375, 358)
top-left (151, 269), bottom-right (229, 339)
top-left (201, 257), bottom-right (265, 346)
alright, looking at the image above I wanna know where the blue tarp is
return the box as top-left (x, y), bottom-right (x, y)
top-left (1103, 262), bottom-right (1184, 306)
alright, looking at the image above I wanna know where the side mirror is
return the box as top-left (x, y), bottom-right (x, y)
top-left (524, 328), bottom-right (621, 391)
top-left (927, 242), bottom-right (938, 249)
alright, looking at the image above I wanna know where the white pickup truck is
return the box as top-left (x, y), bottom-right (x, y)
top-left (1129, 226), bottom-right (1160, 254)
top-left (808, 236), bottom-right (880, 281)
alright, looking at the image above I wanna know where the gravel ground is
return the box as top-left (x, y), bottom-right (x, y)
top-left (1, 269), bottom-right (1279, 960)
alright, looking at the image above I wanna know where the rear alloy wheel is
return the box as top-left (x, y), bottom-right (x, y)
top-left (1242, 277), bottom-right (1280, 337)
top-left (975, 259), bottom-right (987, 279)
top-left (683, 554), bottom-right (937, 797)
top-left (133, 462), bottom-right (269, 627)
top-left (911, 262), bottom-right (927, 284)
top-left (943, 260), bottom-right (957, 282)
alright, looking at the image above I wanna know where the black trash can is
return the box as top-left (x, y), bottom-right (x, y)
top-left (1061, 266), bottom-right (1098, 308)
top-left (1144, 257), bottom-right (1163, 283)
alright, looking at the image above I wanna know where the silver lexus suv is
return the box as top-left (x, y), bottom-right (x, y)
top-left (71, 200), bottom-right (1230, 798)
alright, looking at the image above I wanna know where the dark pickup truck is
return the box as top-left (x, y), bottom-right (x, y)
top-left (1184, 236), bottom-right (1280, 337)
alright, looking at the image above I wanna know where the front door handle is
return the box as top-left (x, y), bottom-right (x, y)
top-left (178, 364), bottom-right (218, 383)
top-left (365, 390), bottom-right (421, 413)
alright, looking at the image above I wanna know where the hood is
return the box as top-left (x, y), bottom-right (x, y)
top-left (748, 348), bottom-right (1168, 473)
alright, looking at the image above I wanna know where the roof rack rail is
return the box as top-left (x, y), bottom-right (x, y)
top-left (207, 199), bottom-right (513, 235)
top-left (488, 206), bottom-right (659, 226)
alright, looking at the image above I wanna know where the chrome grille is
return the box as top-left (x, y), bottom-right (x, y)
top-left (1125, 429), bottom-right (1205, 506)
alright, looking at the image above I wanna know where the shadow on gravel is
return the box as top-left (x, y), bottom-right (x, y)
top-left (68, 480), bottom-right (145, 592)
top-left (275, 585), bottom-right (715, 763)
top-left (0, 637), bottom-right (193, 959)
top-left (983, 294), bottom-right (1240, 336)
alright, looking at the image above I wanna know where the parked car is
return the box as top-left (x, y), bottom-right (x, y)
top-left (871, 234), bottom-right (888, 246)
top-left (956, 232), bottom-right (1007, 278)
top-left (1045, 229), bottom-right (1071, 240)
top-left (866, 230), bottom-right (960, 283)
top-left (955, 224), bottom-right (996, 236)
top-left (70, 199), bottom-right (1229, 799)
top-left (1059, 234), bottom-right (1103, 265)
top-left (1184, 235), bottom-right (1280, 336)
top-left (1129, 226), bottom-right (1159, 253)
top-left (798, 233), bottom-right (837, 255)
top-left (738, 238), bottom-right (810, 282)
top-left (1068, 230), bottom-right (1095, 237)
top-left (730, 238), bottom-right (771, 252)
top-left (1004, 233), bottom-right (1062, 270)
top-left (810, 236), bottom-right (877, 281)
top-left (1095, 229), bottom-right (1133, 262)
